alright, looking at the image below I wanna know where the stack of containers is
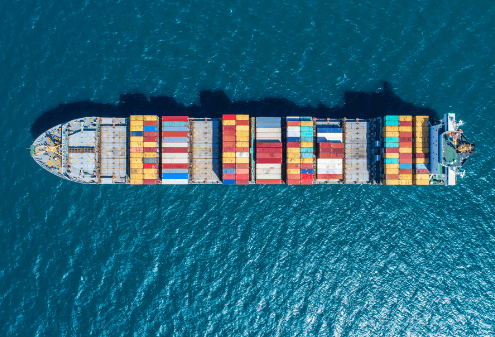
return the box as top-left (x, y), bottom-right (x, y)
top-left (142, 115), bottom-right (159, 184)
top-left (222, 115), bottom-right (236, 185)
top-left (382, 116), bottom-right (400, 185)
top-left (129, 115), bottom-right (144, 185)
top-left (413, 116), bottom-right (430, 185)
top-left (398, 116), bottom-right (413, 185)
top-left (161, 116), bottom-right (189, 184)
top-left (286, 117), bottom-right (301, 184)
top-left (235, 115), bottom-right (250, 185)
top-left (256, 117), bottom-right (282, 184)
top-left (300, 117), bottom-right (314, 184)
top-left (316, 125), bottom-right (344, 180)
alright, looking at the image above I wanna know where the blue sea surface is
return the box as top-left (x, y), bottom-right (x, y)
top-left (2, 0), bottom-right (495, 335)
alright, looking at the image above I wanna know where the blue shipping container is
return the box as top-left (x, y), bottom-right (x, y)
top-left (144, 126), bottom-right (158, 132)
top-left (143, 158), bottom-right (158, 163)
top-left (161, 137), bottom-right (189, 143)
top-left (384, 158), bottom-right (399, 164)
top-left (301, 148), bottom-right (313, 153)
top-left (301, 132), bottom-right (314, 138)
top-left (384, 115), bottom-right (399, 121)
top-left (301, 169), bottom-right (314, 174)
top-left (301, 137), bottom-right (313, 142)
top-left (399, 163), bottom-right (412, 169)
top-left (162, 127), bottom-right (188, 132)
top-left (300, 126), bottom-right (313, 132)
top-left (384, 121), bottom-right (399, 126)
top-left (384, 137), bottom-right (399, 143)
top-left (223, 179), bottom-right (236, 185)
top-left (287, 137), bottom-right (301, 142)
top-left (286, 117), bottom-right (300, 121)
top-left (223, 169), bottom-right (236, 175)
top-left (162, 122), bottom-right (188, 127)
top-left (130, 131), bottom-right (143, 137)
top-left (256, 123), bottom-right (281, 128)
top-left (300, 117), bottom-right (312, 121)
top-left (162, 173), bottom-right (189, 179)
top-left (301, 153), bottom-right (313, 159)
top-left (162, 169), bottom-right (189, 174)
top-left (414, 163), bottom-right (429, 169)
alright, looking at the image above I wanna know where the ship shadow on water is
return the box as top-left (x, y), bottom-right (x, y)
top-left (31, 81), bottom-right (437, 139)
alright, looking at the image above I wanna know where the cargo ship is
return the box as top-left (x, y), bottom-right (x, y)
top-left (30, 113), bottom-right (474, 186)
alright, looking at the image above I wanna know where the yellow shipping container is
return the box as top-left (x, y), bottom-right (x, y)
top-left (301, 158), bottom-right (313, 164)
top-left (130, 120), bottom-right (143, 125)
top-left (399, 126), bottom-right (413, 132)
top-left (413, 179), bottom-right (430, 185)
top-left (144, 152), bottom-right (158, 158)
top-left (130, 125), bottom-right (143, 131)
top-left (236, 114), bottom-right (249, 120)
top-left (414, 115), bottom-right (429, 121)
top-left (144, 142), bottom-right (157, 147)
top-left (383, 131), bottom-right (399, 137)
top-left (236, 142), bottom-right (249, 147)
top-left (385, 180), bottom-right (399, 185)
top-left (415, 174), bottom-right (430, 180)
top-left (236, 131), bottom-right (250, 137)
top-left (414, 158), bottom-right (430, 164)
top-left (130, 163), bottom-right (143, 169)
top-left (236, 125), bottom-right (249, 131)
top-left (384, 163), bottom-right (400, 169)
top-left (384, 168), bottom-right (399, 175)
top-left (287, 152), bottom-right (300, 158)
top-left (383, 153), bottom-right (399, 159)
top-left (130, 168), bottom-right (142, 174)
top-left (399, 180), bottom-right (413, 185)
top-left (130, 141), bottom-right (143, 148)
top-left (300, 121), bottom-right (313, 127)
top-left (129, 180), bottom-right (143, 185)
top-left (130, 152), bottom-right (144, 158)
top-left (223, 152), bottom-right (235, 158)
top-left (222, 120), bottom-right (236, 125)
top-left (415, 148), bottom-right (430, 154)
top-left (130, 136), bottom-right (143, 142)
top-left (287, 158), bottom-right (300, 164)
top-left (223, 158), bottom-right (235, 163)
top-left (301, 142), bottom-right (313, 148)
top-left (130, 115), bottom-right (144, 121)
top-left (287, 169), bottom-right (300, 175)
top-left (144, 115), bottom-right (158, 121)
top-left (130, 158), bottom-right (143, 164)
top-left (143, 169), bottom-right (157, 174)
top-left (399, 115), bottom-right (413, 121)
top-left (144, 173), bottom-right (157, 180)
top-left (236, 158), bottom-right (249, 163)
top-left (287, 148), bottom-right (301, 153)
top-left (130, 173), bottom-right (144, 179)
top-left (400, 174), bottom-right (413, 180)
top-left (399, 147), bottom-right (412, 153)
top-left (236, 136), bottom-right (249, 142)
top-left (382, 126), bottom-right (399, 132)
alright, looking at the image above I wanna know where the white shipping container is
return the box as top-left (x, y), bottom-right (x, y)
top-left (161, 142), bottom-right (189, 148)
top-left (256, 164), bottom-right (282, 169)
top-left (236, 152), bottom-right (249, 158)
top-left (161, 179), bottom-right (189, 185)
top-left (317, 164), bottom-right (342, 169)
top-left (256, 169), bottom-right (281, 174)
top-left (317, 169), bottom-right (343, 174)
top-left (161, 159), bottom-right (189, 164)
top-left (256, 132), bottom-right (282, 136)
top-left (317, 158), bottom-right (343, 164)
top-left (256, 135), bottom-right (282, 140)
top-left (287, 132), bottom-right (301, 137)
top-left (256, 173), bottom-right (282, 179)
top-left (317, 133), bottom-right (343, 141)
top-left (162, 153), bottom-right (189, 159)
top-left (256, 128), bottom-right (282, 133)
top-left (287, 127), bottom-right (300, 132)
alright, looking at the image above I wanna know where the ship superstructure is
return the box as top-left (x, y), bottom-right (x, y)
top-left (31, 113), bottom-right (474, 186)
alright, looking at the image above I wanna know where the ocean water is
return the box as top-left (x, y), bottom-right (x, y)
top-left (2, 0), bottom-right (495, 335)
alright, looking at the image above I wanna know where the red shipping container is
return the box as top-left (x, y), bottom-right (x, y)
top-left (319, 148), bottom-right (332, 153)
top-left (288, 164), bottom-right (300, 169)
top-left (415, 153), bottom-right (426, 158)
top-left (400, 158), bottom-right (412, 164)
top-left (224, 136), bottom-right (236, 142)
top-left (415, 169), bottom-right (430, 174)
top-left (222, 114), bottom-right (236, 120)
top-left (223, 131), bottom-right (235, 137)
top-left (162, 116), bottom-right (188, 121)
top-left (162, 164), bottom-right (188, 169)
top-left (319, 153), bottom-right (332, 158)
top-left (144, 131), bottom-right (157, 137)
top-left (162, 148), bottom-right (188, 153)
top-left (223, 174), bottom-right (236, 179)
top-left (256, 142), bottom-right (282, 148)
top-left (301, 163), bottom-right (313, 169)
top-left (236, 175), bottom-right (249, 180)
top-left (399, 169), bottom-right (412, 174)
top-left (385, 174), bottom-right (399, 180)
top-left (144, 147), bottom-right (156, 152)
top-left (236, 180), bottom-right (249, 185)
top-left (223, 125), bottom-right (235, 131)
top-left (162, 132), bottom-right (188, 137)
top-left (399, 121), bottom-right (413, 126)
top-left (258, 148), bottom-right (280, 153)
top-left (256, 179), bottom-right (281, 184)
top-left (399, 137), bottom-right (412, 142)
top-left (144, 136), bottom-right (158, 142)
top-left (301, 174), bottom-right (313, 180)
top-left (332, 143), bottom-right (344, 148)
top-left (335, 153), bottom-right (345, 158)
top-left (287, 180), bottom-right (301, 185)
top-left (237, 169), bottom-right (249, 175)
top-left (143, 179), bottom-right (159, 184)
top-left (222, 147), bottom-right (235, 152)
top-left (287, 121), bottom-right (301, 126)
top-left (236, 120), bottom-right (249, 126)
top-left (223, 163), bottom-right (236, 169)
top-left (319, 143), bottom-right (333, 148)
top-left (400, 132), bottom-right (413, 137)
top-left (257, 158), bottom-right (282, 164)
top-left (257, 153), bottom-right (282, 158)
top-left (400, 153), bottom-right (412, 159)
top-left (130, 147), bottom-right (143, 153)
top-left (300, 179), bottom-right (313, 185)
top-left (143, 163), bottom-right (157, 169)
top-left (287, 142), bottom-right (300, 148)
top-left (236, 163), bottom-right (249, 169)
top-left (236, 147), bottom-right (249, 152)
top-left (400, 142), bottom-right (413, 148)
top-left (223, 142), bottom-right (236, 147)
top-left (318, 174), bottom-right (343, 180)
top-left (384, 147), bottom-right (399, 153)
top-left (287, 174), bottom-right (300, 180)
top-left (144, 121), bottom-right (158, 126)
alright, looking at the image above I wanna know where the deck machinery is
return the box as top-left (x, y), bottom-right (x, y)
top-left (31, 113), bottom-right (474, 186)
